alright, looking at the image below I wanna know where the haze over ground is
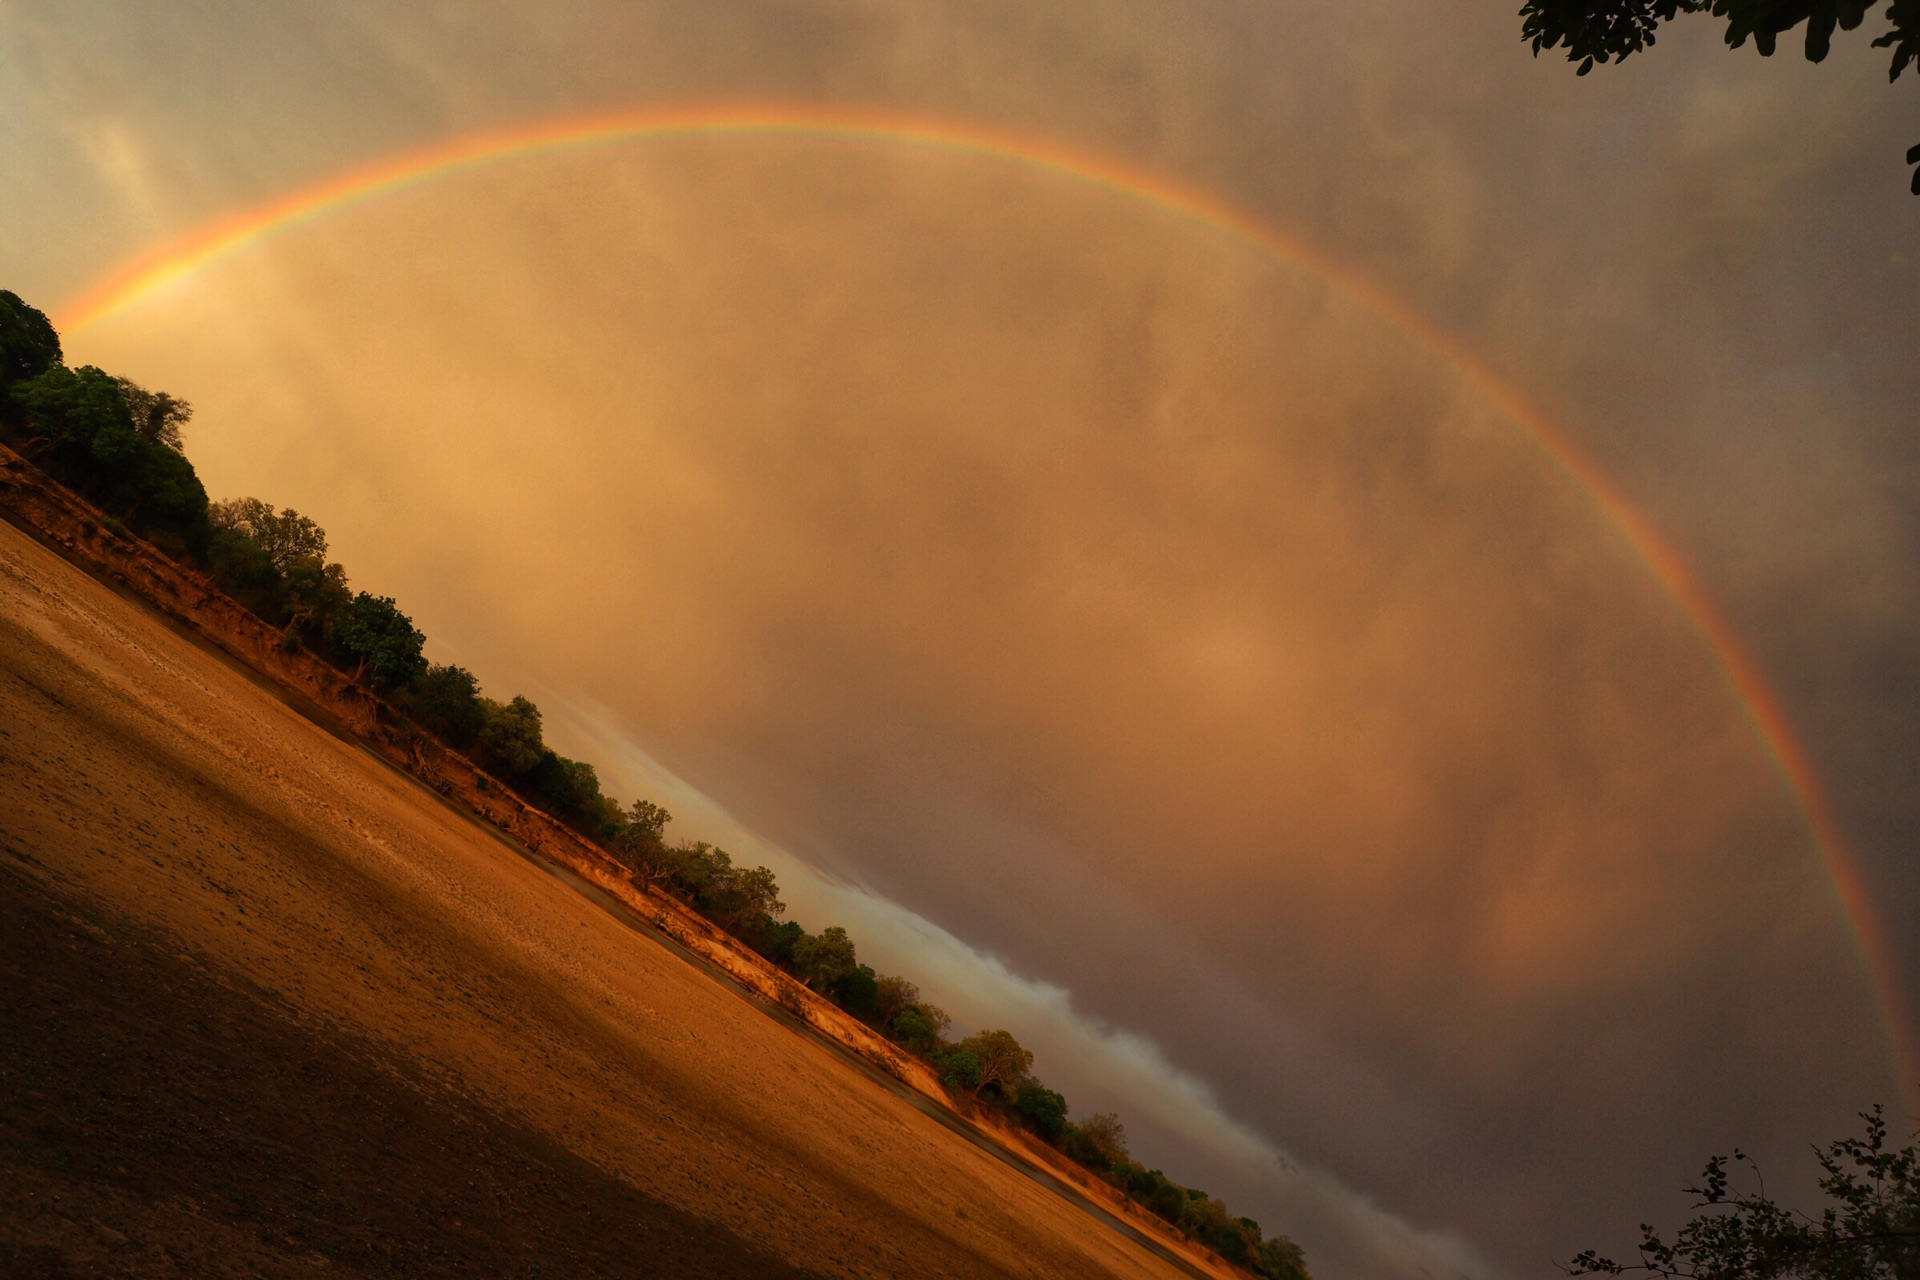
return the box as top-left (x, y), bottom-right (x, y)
top-left (3, 3), bottom-right (1917, 1278)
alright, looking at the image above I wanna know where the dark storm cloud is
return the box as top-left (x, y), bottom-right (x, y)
top-left (10, 1), bottom-right (1917, 1276)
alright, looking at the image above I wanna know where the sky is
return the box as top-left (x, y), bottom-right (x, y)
top-left (4, 2), bottom-right (1917, 1277)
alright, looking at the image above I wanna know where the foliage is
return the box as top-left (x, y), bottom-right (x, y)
top-left (1570, 1107), bottom-right (1920, 1280)
top-left (1259, 1235), bottom-right (1312, 1280)
top-left (478, 695), bottom-right (546, 775)
top-left (332, 592), bottom-right (428, 690)
top-left (210, 497), bottom-right (328, 573)
top-left (873, 974), bottom-right (920, 1026)
top-left (1014, 1080), bottom-right (1070, 1139)
top-left (0, 290), bottom-right (60, 399)
top-left (936, 1048), bottom-right (985, 1092)
top-left (1518, 0), bottom-right (1920, 190)
top-left (11, 363), bottom-right (208, 535)
top-left (793, 925), bottom-right (859, 991)
top-left (954, 1029), bottom-right (1033, 1098)
top-left (406, 663), bottom-right (487, 746)
top-left (115, 377), bottom-right (191, 451)
top-left (890, 1003), bottom-right (951, 1055)
top-left (1078, 1112), bottom-right (1131, 1167)
top-left (830, 963), bottom-right (880, 1019)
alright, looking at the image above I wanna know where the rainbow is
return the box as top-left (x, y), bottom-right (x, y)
top-left (55, 101), bottom-right (1916, 1106)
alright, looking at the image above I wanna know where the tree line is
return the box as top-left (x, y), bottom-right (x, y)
top-left (0, 288), bottom-right (1308, 1279)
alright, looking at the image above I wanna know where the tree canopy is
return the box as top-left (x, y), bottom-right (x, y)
top-left (1571, 1107), bottom-right (1920, 1280)
top-left (1520, 0), bottom-right (1920, 190)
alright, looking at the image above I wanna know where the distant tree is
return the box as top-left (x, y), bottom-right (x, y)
top-left (11, 363), bottom-right (207, 534)
top-left (1569, 1107), bottom-right (1920, 1280)
top-left (954, 1029), bottom-right (1033, 1098)
top-left (1518, 0), bottom-right (1920, 190)
top-left (407, 663), bottom-right (486, 746)
top-left (1078, 1112), bottom-right (1131, 1167)
top-left (209, 498), bottom-right (328, 573)
top-left (280, 555), bottom-right (351, 638)
top-left (1014, 1080), bottom-right (1070, 1140)
top-left (1258, 1235), bottom-right (1312, 1280)
top-left (755, 918), bottom-right (807, 967)
top-left (873, 975), bottom-right (921, 1027)
top-left (890, 1002), bottom-right (952, 1055)
top-left (0, 290), bottom-right (61, 401)
top-left (624, 799), bottom-right (672, 842)
top-left (830, 963), bottom-right (880, 1018)
top-left (478, 695), bottom-right (545, 775)
top-left (936, 1048), bottom-right (985, 1092)
top-left (792, 925), bottom-right (859, 991)
top-left (115, 377), bottom-right (191, 451)
top-left (332, 592), bottom-right (427, 690)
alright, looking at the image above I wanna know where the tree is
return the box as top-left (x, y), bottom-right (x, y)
top-left (873, 975), bottom-right (921, 1027)
top-left (0, 290), bottom-right (60, 400)
top-left (890, 1002), bottom-right (952, 1054)
top-left (209, 498), bottom-right (329, 573)
top-left (1014, 1080), bottom-right (1070, 1140)
top-left (1519, 0), bottom-right (1920, 191)
top-left (1570, 1107), bottom-right (1920, 1280)
top-left (407, 663), bottom-right (486, 745)
top-left (792, 925), bottom-right (859, 991)
top-left (1258, 1235), bottom-right (1312, 1280)
top-left (936, 1048), bottom-right (985, 1092)
top-left (478, 695), bottom-right (546, 775)
top-left (1078, 1112), bottom-right (1131, 1167)
top-left (332, 592), bottom-right (427, 690)
top-left (954, 1029), bottom-right (1034, 1098)
top-left (115, 377), bottom-right (191, 451)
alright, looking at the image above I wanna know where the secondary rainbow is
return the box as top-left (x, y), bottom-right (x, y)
top-left (55, 101), bottom-right (1917, 1106)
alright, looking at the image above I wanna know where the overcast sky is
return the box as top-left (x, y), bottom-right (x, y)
top-left (5, 3), bottom-right (1917, 1277)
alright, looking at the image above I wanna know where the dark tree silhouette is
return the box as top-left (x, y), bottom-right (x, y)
top-left (1570, 1107), bottom-right (1920, 1280)
top-left (1519, 0), bottom-right (1920, 190)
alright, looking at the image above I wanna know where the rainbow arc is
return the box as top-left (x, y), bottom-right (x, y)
top-left (56, 100), bottom-right (1916, 1107)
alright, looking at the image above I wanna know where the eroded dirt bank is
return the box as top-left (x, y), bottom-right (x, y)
top-left (0, 515), bottom-right (1216, 1279)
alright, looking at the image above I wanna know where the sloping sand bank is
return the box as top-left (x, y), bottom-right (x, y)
top-left (0, 515), bottom-right (1222, 1280)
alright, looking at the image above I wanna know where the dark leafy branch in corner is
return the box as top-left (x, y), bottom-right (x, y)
top-left (0, 285), bottom-right (1311, 1280)
top-left (1567, 1107), bottom-right (1920, 1280)
top-left (1518, 0), bottom-right (1920, 192)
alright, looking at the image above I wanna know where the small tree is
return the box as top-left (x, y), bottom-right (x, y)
top-left (873, 975), bottom-right (921, 1027)
top-left (1078, 1112), bottom-right (1130, 1167)
top-left (954, 1029), bottom-right (1034, 1098)
top-left (890, 1003), bottom-right (952, 1055)
top-left (115, 377), bottom-right (191, 451)
top-left (1259, 1234), bottom-right (1311, 1280)
top-left (0, 290), bottom-right (61, 400)
top-left (792, 926), bottom-right (859, 991)
top-left (408, 663), bottom-right (486, 745)
top-left (332, 592), bottom-right (427, 690)
top-left (210, 498), bottom-right (328, 573)
top-left (478, 695), bottom-right (545, 775)
top-left (937, 1048), bottom-right (985, 1092)
top-left (1014, 1080), bottom-right (1070, 1139)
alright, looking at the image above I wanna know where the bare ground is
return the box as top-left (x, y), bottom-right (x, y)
top-left (0, 515), bottom-right (1212, 1280)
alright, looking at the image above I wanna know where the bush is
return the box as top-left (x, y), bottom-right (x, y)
top-left (936, 1048), bottom-right (984, 1092)
top-left (1014, 1081), bottom-right (1069, 1140)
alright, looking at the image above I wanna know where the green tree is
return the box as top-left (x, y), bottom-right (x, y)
top-left (0, 290), bottom-right (60, 402)
top-left (890, 1002), bottom-right (952, 1054)
top-left (954, 1029), bottom-right (1034, 1098)
top-left (792, 925), bottom-right (859, 991)
top-left (830, 963), bottom-right (880, 1018)
top-left (1078, 1112), bottom-right (1130, 1167)
top-left (478, 695), bottom-right (546, 775)
top-left (115, 377), bottom-right (191, 451)
top-left (1519, 0), bottom-right (1920, 190)
top-left (209, 498), bottom-right (328, 573)
top-left (936, 1048), bottom-right (985, 1092)
top-left (1014, 1080), bottom-right (1070, 1139)
top-left (873, 975), bottom-right (921, 1027)
top-left (407, 663), bottom-right (486, 746)
top-left (1258, 1234), bottom-right (1312, 1280)
top-left (1570, 1107), bottom-right (1920, 1280)
top-left (332, 592), bottom-right (427, 690)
